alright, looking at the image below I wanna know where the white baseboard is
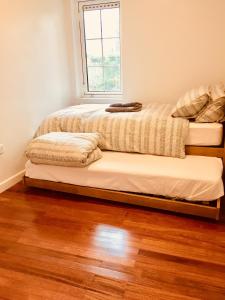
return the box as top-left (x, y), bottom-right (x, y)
top-left (0, 170), bottom-right (25, 193)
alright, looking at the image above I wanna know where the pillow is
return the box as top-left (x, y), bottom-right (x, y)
top-left (172, 86), bottom-right (210, 118)
top-left (196, 83), bottom-right (225, 123)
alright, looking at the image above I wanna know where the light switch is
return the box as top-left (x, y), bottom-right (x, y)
top-left (0, 144), bottom-right (4, 155)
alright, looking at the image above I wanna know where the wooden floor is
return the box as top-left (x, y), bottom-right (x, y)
top-left (0, 184), bottom-right (225, 300)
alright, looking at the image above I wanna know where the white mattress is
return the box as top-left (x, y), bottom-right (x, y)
top-left (25, 151), bottom-right (224, 202)
top-left (186, 122), bottom-right (223, 146)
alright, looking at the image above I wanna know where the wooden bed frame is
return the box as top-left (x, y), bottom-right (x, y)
top-left (24, 129), bottom-right (225, 221)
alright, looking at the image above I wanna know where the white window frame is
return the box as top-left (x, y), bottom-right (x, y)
top-left (77, 0), bottom-right (122, 98)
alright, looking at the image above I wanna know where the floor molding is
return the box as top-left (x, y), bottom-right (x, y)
top-left (0, 170), bottom-right (25, 193)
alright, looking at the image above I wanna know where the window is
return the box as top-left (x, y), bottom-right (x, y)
top-left (78, 0), bottom-right (121, 95)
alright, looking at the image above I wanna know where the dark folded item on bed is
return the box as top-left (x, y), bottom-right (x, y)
top-left (106, 102), bottom-right (142, 113)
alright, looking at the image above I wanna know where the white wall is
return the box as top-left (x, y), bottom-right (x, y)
top-left (121, 0), bottom-right (225, 103)
top-left (74, 0), bottom-right (225, 103)
top-left (0, 0), bottom-right (74, 188)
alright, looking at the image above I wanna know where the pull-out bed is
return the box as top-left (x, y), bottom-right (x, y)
top-left (24, 104), bottom-right (225, 220)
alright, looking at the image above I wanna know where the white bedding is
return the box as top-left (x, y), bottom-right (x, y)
top-left (186, 122), bottom-right (223, 146)
top-left (25, 151), bottom-right (224, 202)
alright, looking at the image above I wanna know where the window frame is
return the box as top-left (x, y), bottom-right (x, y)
top-left (77, 0), bottom-right (122, 98)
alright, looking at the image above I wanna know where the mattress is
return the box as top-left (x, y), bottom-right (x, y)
top-left (186, 122), bottom-right (223, 146)
top-left (25, 151), bottom-right (224, 202)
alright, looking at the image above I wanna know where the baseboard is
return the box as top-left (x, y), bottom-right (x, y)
top-left (0, 170), bottom-right (25, 193)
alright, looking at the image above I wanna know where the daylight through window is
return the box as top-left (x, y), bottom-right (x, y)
top-left (80, 1), bottom-right (121, 94)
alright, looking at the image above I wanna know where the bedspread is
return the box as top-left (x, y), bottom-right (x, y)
top-left (35, 103), bottom-right (189, 158)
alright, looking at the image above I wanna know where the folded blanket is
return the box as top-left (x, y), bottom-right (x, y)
top-left (26, 132), bottom-right (102, 167)
top-left (106, 102), bottom-right (142, 113)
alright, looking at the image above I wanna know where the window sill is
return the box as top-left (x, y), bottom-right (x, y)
top-left (77, 95), bottom-right (124, 104)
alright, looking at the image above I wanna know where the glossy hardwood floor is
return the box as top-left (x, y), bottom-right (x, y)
top-left (0, 183), bottom-right (225, 300)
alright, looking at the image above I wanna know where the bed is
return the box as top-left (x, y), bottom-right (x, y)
top-left (24, 105), bottom-right (225, 220)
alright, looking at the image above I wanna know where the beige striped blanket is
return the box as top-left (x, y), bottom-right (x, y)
top-left (35, 103), bottom-right (189, 158)
top-left (26, 132), bottom-right (102, 167)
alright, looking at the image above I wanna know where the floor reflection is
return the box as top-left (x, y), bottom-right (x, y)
top-left (93, 224), bottom-right (129, 257)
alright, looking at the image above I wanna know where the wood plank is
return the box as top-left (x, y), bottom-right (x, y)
top-left (0, 183), bottom-right (225, 299)
top-left (24, 177), bottom-right (220, 220)
top-left (185, 145), bottom-right (224, 158)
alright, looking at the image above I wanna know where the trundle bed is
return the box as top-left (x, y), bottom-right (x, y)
top-left (24, 105), bottom-right (225, 220)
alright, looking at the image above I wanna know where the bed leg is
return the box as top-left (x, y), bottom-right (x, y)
top-left (23, 176), bottom-right (30, 192)
top-left (216, 198), bottom-right (221, 220)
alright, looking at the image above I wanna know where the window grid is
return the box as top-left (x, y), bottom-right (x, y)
top-left (82, 2), bottom-right (121, 94)
top-left (100, 9), bottom-right (105, 93)
top-left (83, 2), bottom-right (119, 11)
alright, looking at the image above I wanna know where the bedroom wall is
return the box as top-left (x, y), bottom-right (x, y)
top-left (74, 0), bottom-right (225, 103)
top-left (0, 0), bottom-right (74, 190)
top-left (121, 0), bottom-right (225, 103)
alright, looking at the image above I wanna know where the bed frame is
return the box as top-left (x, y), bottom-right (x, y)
top-left (24, 127), bottom-right (225, 220)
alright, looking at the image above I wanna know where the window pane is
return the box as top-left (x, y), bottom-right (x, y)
top-left (101, 8), bottom-right (120, 38)
top-left (86, 39), bottom-right (102, 66)
top-left (104, 66), bottom-right (121, 91)
top-left (88, 67), bottom-right (104, 91)
top-left (103, 38), bottom-right (120, 66)
top-left (84, 10), bottom-right (101, 39)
